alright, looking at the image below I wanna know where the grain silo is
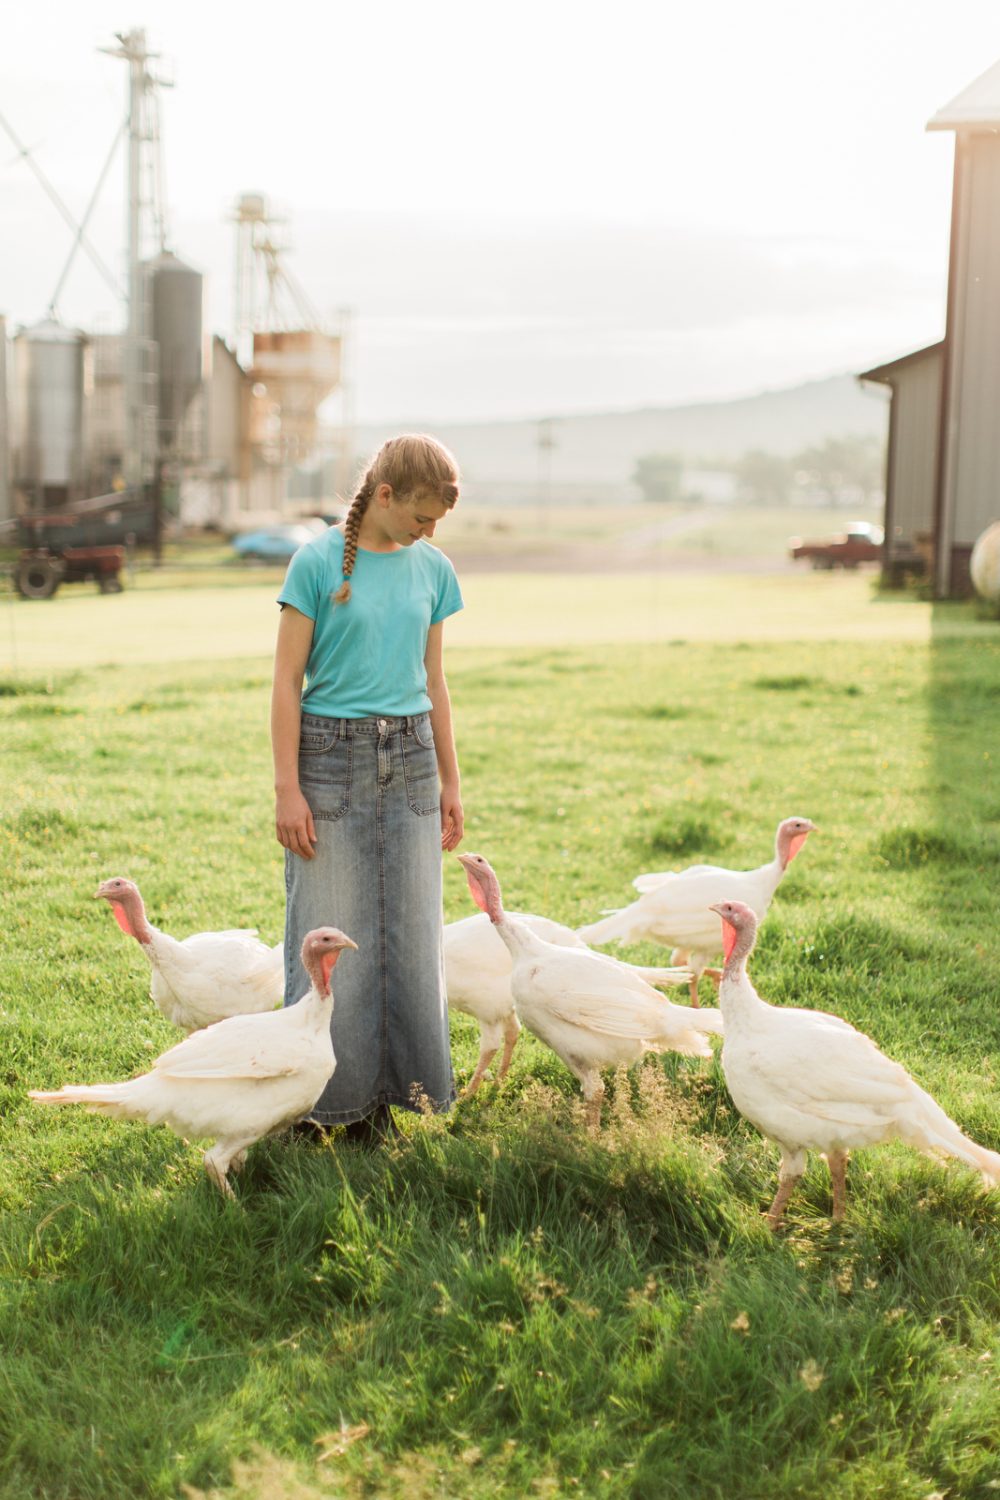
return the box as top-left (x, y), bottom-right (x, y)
top-left (146, 250), bottom-right (204, 455)
top-left (11, 318), bottom-right (91, 508)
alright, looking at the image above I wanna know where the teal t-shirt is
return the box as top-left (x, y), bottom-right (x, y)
top-left (277, 527), bottom-right (464, 718)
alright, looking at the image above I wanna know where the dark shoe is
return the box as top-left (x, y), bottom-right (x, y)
top-left (342, 1103), bottom-right (401, 1148)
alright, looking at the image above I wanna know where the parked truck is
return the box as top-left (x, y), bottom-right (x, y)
top-left (788, 521), bottom-right (884, 570)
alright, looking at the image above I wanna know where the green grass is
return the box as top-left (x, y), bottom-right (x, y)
top-left (0, 570), bottom-right (951, 675)
top-left (1, 581), bottom-right (999, 1498)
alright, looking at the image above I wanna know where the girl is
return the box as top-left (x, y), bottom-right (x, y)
top-left (271, 434), bottom-right (464, 1143)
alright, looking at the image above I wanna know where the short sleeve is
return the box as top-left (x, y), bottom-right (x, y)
top-left (431, 554), bottom-right (464, 625)
top-left (277, 538), bottom-right (326, 620)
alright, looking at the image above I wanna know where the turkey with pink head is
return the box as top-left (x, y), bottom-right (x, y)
top-left (711, 899), bottom-right (1000, 1230)
top-left (457, 853), bottom-right (721, 1128)
top-left (577, 816), bottom-right (816, 1006)
top-left (96, 877), bottom-right (284, 1031)
top-left (445, 911), bottom-right (691, 1096)
top-left (30, 927), bottom-right (355, 1198)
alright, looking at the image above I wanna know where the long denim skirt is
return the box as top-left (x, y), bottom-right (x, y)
top-left (283, 711), bottom-right (455, 1124)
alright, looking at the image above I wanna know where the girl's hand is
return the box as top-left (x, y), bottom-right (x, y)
top-left (275, 787), bottom-right (318, 860)
top-left (440, 783), bottom-right (464, 851)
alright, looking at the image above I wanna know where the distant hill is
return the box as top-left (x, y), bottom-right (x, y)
top-left (346, 372), bottom-right (889, 502)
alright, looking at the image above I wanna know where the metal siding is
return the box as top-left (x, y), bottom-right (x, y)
top-left (951, 135), bottom-right (1000, 546)
top-left (887, 353), bottom-right (941, 559)
top-left (207, 337), bottom-right (245, 477)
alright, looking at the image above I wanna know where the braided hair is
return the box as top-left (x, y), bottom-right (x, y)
top-left (332, 434), bottom-right (460, 605)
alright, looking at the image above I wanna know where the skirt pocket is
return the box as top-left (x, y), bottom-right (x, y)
top-left (402, 728), bottom-right (439, 816)
top-left (299, 730), bottom-right (352, 821)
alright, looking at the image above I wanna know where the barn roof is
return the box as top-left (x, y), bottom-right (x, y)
top-left (858, 342), bottom-right (944, 385)
top-left (928, 57), bottom-right (1000, 131)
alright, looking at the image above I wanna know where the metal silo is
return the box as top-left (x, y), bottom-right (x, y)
top-left (147, 250), bottom-right (204, 451)
top-left (11, 318), bottom-right (90, 507)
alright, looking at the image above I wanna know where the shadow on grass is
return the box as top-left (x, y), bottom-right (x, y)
top-left (924, 600), bottom-right (1000, 963)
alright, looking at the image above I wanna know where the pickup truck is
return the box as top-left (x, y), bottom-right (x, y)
top-left (788, 521), bottom-right (884, 569)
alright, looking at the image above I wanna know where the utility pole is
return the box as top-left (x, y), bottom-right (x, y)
top-left (537, 416), bottom-right (556, 529)
top-left (101, 29), bottom-right (171, 555)
top-left (102, 30), bottom-right (152, 493)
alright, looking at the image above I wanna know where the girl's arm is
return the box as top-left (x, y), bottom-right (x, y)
top-left (271, 605), bottom-right (318, 860)
top-left (425, 621), bottom-right (464, 852)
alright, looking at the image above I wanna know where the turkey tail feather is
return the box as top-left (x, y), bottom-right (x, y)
top-left (652, 1030), bottom-right (714, 1059)
top-left (577, 908), bottom-right (639, 944)
top-left (938, 1130), bottom-right (1000, 1186)
top-left (684, 1005), bottom-right (724, 1038)
top-left (627, 963), bottom-right (692, 988)
top-left (902, 1090), bottom-right (1000, 1187)
top-left (649, 1006), bottom-right (723, 1058)
top-left (29, 1082), bottom-right (139, 1118)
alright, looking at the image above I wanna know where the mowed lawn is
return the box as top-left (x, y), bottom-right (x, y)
top-left (1, 574), bottom-right (999, 1499)
top-left (0, 569), bottom-right (941, 674)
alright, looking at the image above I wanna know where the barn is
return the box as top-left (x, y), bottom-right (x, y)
top-left (860, 58), bottom-right (1000, 597)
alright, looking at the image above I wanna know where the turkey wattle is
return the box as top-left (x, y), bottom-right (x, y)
top-left (711, 899), bottom-right (1000, 1230)
top-left (29, 927), bottom-right (355, 1198)
top-left (458, 853), bottom-right (721, 1127)
top-left (96, 877), bottom-right (285, 1031)
top-left (577, 817), bottom-right (816, 1005)
top-left (445, 910), bottom-right (691, 1096)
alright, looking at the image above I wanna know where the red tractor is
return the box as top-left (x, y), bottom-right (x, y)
top-left (15, 541), bottom-right (125, 599)
top-left (7, 491), bottom-right (154, 599)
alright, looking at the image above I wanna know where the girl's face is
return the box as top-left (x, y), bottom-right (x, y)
top-left (380, 486), bottom-right (453, 546)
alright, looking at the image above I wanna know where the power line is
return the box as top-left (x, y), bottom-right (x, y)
top-left (0, 106), bottom-right (122, 302)
top-left (48, 118), bottom-right (128, 317)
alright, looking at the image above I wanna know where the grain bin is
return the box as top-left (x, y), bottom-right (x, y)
top-left (146, 250), bottom-right (204, 449)
top-left (11, 318), bottom-right (90, 506)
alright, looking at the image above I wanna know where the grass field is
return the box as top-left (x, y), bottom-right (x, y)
top-left (0, 570), bottom-right (980, 676)
top-left (1, 573), bottom-right (999, 1498)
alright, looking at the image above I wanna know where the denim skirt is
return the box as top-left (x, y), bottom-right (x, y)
top-left (283, 711), bottom-right (455, 1124)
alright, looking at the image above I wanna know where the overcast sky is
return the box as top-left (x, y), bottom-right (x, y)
top-left (2, 2), bottom-right (999, 422)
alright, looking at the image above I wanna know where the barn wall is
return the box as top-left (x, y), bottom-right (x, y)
top-left (886, 351), bottom-right (941, 564)
top-left (939, 133), bottom-right (1000, 591)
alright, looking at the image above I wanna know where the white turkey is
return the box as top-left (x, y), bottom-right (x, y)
top-left (30, 926), bottom-right (355, 1198)
top-left (457, 854), bottom-right (721, 1127)
top-left (577, 816), bottom-right (816, 1005)
top-left (96, 876), bottom-right (285, 1031)
top-left (711, 899), bottom-right (1000, 1229)
top-left (445, 911), bottom-right (691, 1096)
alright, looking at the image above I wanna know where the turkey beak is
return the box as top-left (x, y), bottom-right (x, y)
top-left (337, 937), bottom-right (358, 952)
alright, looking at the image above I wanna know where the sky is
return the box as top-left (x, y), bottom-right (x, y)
top-left (2, 1), bottom-right (999, 423)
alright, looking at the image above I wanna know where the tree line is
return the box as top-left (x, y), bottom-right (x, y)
top-left (633, 434), bottom-right (884, 506)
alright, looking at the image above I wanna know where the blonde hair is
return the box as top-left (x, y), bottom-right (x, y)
top-left (333, 433), bottom-right (460, 605)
